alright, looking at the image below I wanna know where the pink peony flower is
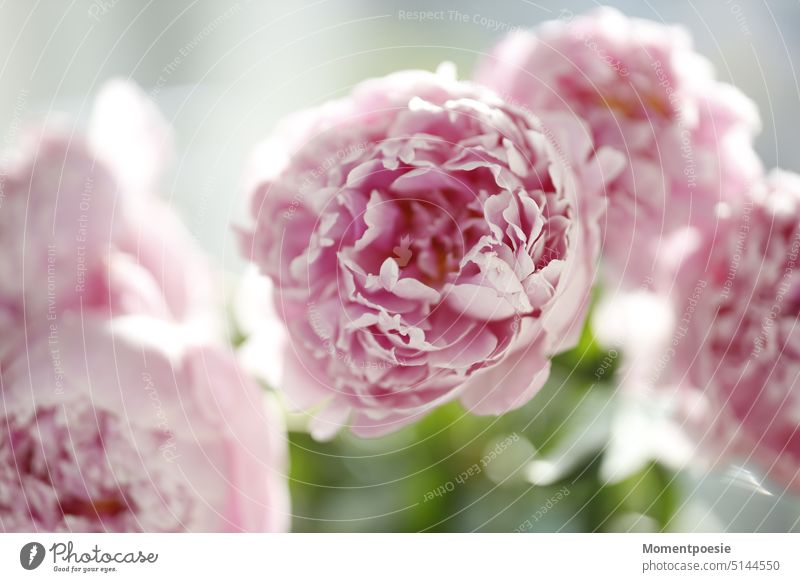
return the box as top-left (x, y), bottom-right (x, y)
top-left (666, 170), bottom-right (800, 492)
top-left (0, 125), bottom-right (118, 335)
top-left (0, 314), bottom-right (289, 532)
top-left (0, 81), bottom-right (290, 531)
top-left (0, 81), bottom-right (218, 364)
top-left (240, 66), bottom-right (623, 438)
top-left (87, 80), bottom-right (218, 332)
top-left (475, 7), bottom-right (761, 286)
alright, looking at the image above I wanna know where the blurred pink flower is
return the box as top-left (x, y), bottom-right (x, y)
top-left (88, 80), bottom-right (218, 333)
top-left (0, 125), bottom-right (118, 338)
top-left (668, 171), bottom-right (800, 492)
top-left (475, 7), bottom-right (761, 287)
top-left (240, 66), bottom-right (623, 438)
top-left (0, 81), bottom-right (290, 531)
top-left (107, 195), bottom-right (219, 335)
top-left (0, 314), bottom-right (288, 532)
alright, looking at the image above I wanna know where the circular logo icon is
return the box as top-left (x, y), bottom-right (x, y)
top-left (20, 542), bottom-right (46, 570)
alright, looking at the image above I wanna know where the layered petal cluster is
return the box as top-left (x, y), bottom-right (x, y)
top-left (241, 67), bottom-right (622, 438)
top-left (475, 7), bottom-right (761, 286)
top-left (667, 171), bottom-right (800, 491)
top-left (0, 81), bottom-right (289, 531)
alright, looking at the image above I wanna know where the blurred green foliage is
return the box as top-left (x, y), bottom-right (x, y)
top-left (286, 316), bottom-right (681, 532)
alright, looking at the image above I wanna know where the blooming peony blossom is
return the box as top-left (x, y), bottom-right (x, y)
top-left (0, 125), bottom-right (118, 339)
top-left (666, 170), bottom-right (800, 492)
top-left (234, 266), bottom-right (288, 392)
top-left (475, 7), bottom-right (761, 286)
top-left (0, 81), bottom-right (218, 364)
top-left (87, 80), bottom-right (218, 332)
top-left (0, 81), bottom-right (290, 531)
top-left (0, 314), bottom-right (289, 532)
top-left (240, 66), bottom-right (623, 438)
